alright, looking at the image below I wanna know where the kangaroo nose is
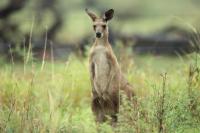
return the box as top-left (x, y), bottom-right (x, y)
top-left (96, 32), bottom-right (102, 38)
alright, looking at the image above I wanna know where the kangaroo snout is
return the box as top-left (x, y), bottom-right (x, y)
top-left (96, 32), bottom-right (102, 38)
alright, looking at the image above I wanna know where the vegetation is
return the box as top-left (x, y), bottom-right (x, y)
top-left (0, 0), bottom-right (200, 133)
top-left (0, 53), bottom-right (199, 133)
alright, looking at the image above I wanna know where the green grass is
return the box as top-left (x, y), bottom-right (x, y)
top-left (0, 57), bottom-right (95, 132)
top-left (1, 0), bottom-right (200, 132)
top-left (0, 54), bottom-right (200, 132)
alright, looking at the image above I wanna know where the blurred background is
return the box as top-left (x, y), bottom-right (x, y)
top-left (0, 0), bottom-right (200, 61)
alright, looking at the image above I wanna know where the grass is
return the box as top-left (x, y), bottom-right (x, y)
top-left (0, 0), bottom-right (200, 132)
top-left (0, 57), bottom-right (93, 132)
top-left (0, 53), bottom-right (200, 132)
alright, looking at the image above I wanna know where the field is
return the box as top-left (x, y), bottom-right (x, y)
top-left (1, 0), bottom-right (200, 132)
top-left (0, 52), bottom-right (200, 133)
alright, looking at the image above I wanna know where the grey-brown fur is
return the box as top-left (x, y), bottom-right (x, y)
top-left (86, 8), bottom-right (135, 123)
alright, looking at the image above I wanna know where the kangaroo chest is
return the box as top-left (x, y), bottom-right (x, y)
top-left (91, 45), bottom-right (111, 95)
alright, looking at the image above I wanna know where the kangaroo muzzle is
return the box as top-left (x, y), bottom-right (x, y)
top-left (96, 32), bottom-right (102, 38)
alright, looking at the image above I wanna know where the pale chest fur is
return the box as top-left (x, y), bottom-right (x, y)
top-left (90, 45), bottom-right (111, 95)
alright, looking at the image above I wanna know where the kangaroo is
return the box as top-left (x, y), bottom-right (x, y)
top-left (86, 8), bottom-right (135, 124)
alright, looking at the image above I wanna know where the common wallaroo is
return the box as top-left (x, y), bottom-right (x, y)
top-left (86, 8), bottom-right (135, 124)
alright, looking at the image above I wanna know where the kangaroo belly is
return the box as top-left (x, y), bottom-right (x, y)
top-left (92, 52), bottom-right (110, 95)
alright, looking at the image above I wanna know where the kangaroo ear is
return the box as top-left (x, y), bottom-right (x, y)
top-left (85, 8), bottom-right (98, 21)
top-left (103, 9), bottom-right (114, 21)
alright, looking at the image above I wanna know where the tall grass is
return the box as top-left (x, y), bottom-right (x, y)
top-left (0, 53), bottom-right (199, 133)
top-left (0, 36), bottom-right (200, 133)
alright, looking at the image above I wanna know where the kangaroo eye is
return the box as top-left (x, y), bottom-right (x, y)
top-left (102, 25), bottom-right (106, 29)
top-left (93, 25), bottom-right (96, 30)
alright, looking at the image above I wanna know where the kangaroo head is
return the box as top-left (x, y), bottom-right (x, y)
top-left (85, 9), bottom-right (114, 39)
